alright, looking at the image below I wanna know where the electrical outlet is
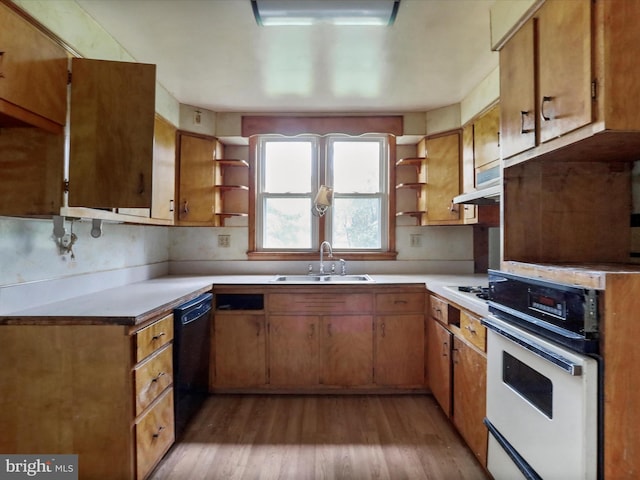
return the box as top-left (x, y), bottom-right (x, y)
top-left (410, 234), bottom-right (422, 247)
top-left (218, 234), bottom-right (230, 248)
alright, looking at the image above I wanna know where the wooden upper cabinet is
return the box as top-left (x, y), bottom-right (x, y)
top-left (151, 115), bottom-right (176, 221)
top-left (500, 18), bottom-right (535, 160)
top-left (176, 132), bottom-right (217, 225)
top-left (500, 0), bottom-right (640, 166)
top-left (473, 104), bottom-right (500, 168)
top-left (537, 0), bottom-right (592, 144)
top-left (68, 58), bottom-right (156, 209)
top-left (421, 131), bottom-right (462, 225)
top-left (0, 2), bottom-right (68, 132)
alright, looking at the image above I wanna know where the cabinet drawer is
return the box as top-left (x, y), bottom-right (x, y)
top-left (460, 311), bottom-right (486, 351)
top-left (269, 293), bottom-right (373, 314)
top-left (376, 292), bottom-right (425, 313)
top-left (136, 388), bottom-right (175, 480)
top-left (135, 345), bottom-right (174, 415)
top-left (429, 295), bottom-right (449, 324)
top-left (136, 314), bottom-right (174, 362)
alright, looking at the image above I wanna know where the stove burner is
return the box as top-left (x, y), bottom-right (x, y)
top-left (458, 286), bottom-right (490, 300)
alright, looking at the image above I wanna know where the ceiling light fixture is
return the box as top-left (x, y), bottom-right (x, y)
top-left (251, 0), bottom-right (400, 27)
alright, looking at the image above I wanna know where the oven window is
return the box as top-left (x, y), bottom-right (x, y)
top-left (503, 351), bottom-right (553, 419)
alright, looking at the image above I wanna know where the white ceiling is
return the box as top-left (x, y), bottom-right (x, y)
top-left (74, 0), bottom-right (498, 114)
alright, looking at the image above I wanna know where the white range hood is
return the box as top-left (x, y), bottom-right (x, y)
top-left (453, 184), bottom-right (501, 205)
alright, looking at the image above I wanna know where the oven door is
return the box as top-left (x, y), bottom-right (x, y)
top-left (483, 315), bottom-right (599, 480)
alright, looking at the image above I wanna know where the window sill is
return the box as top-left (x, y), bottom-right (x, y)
top-left (246, 251), bottom-right (398, 261)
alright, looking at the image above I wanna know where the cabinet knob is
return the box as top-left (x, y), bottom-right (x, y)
top-left (541, 96), bottom-right (554, 121)
top-left (151, 332), bottom-right (166, 341)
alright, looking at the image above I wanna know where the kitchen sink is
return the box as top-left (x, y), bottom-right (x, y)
top-left (271, 274), bottom-right (375, 283)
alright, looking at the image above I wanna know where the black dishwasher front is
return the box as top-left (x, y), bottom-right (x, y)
top-left (173, 292), bottom-right (212, 438)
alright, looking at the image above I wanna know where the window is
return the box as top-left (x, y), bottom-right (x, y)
top-left (252, 134), bottom-right (395, 257)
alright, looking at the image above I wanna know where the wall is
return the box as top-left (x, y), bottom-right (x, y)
top-left (0, 216), bottom-right (169, 313)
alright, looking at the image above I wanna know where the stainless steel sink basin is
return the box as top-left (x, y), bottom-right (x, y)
top-left (271, 274), bottom-right (375, 283)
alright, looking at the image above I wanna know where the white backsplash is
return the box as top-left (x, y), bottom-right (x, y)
top-left (0, 216), bottom-right (475, 312)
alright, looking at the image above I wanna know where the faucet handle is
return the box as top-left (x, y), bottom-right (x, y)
top-left (308, 263), bottom-right (313, 275)
top-left (339, 258), bottom-right (346, 275)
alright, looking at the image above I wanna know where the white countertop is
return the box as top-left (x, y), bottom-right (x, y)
top-left (0, 273), bottom-right (489, 325)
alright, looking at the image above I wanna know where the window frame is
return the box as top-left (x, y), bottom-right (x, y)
top-left (247, 134), bottom-right (397, 260)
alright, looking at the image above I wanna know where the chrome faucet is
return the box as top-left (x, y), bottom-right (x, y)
top-left (319, 241), bottom-right (333, 275)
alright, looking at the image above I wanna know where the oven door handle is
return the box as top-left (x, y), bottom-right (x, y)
top-left (482, 316), bottom-right (583, 376)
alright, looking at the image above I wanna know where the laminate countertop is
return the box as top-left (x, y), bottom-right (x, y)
top-left (0, 273), bottom-right (489, 326)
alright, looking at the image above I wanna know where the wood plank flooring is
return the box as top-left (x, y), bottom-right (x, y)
top-left (150, 395), bottom-right (489, 480)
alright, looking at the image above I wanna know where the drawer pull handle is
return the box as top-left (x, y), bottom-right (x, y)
top-left (152, 332), bottom-right (166, 341)
top-left (381, 323), bottom-right (386, 337)
top-left (138, 173), bottom-right (145, 195)
top-left (465, 325), bottom-right (477, 335)
top-left (442, 341), bottom-right (448, 357)
top-left (152, 426), bottom-right (165, 439)
top-left (151, 372), bottom-right (166, 383)
top-left (394, 300), bottom-right (408, 304)
top-left (308, 323), bottom-right (315, 338)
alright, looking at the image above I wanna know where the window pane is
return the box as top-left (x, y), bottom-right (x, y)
top-left (264, 142), bottom-right (312, 193)
top-left (331, 197), bottom-right (381, 249)
top-left (264, 198), bottom-right (312, 248)
top-left (332, 141), bottom-right (380, 193)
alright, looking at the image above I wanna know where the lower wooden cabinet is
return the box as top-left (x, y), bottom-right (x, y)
top-left (211, 285), bottom-right (427, 392)
top-left (427, 317), bottom-right (453, 416)
top-left (426, 294), bottom-right (488, 469)
top-left (135, 388), bottom-right (175, 480)
top-left (453, 336), bottom-right (487, 467)
top-left (0, 311), bottom-right (176, 480)
top-left (322, 314), bottom-right (373, 386)
top-left (375, 314), bottom-right (425, 386)
top-left (269, 314), bottom-right (320, 386)
top-left (212, 313), bottom-right (267, 387)
top-left (268, 307), bottom-right (374, 387)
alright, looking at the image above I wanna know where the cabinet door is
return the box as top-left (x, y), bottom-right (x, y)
top-left (321, 315), bottom-right (373, 386)
top-left (269, 315), bottom-right (319, 386)
top-left (461, 123), bottom-right (477, 222)
top-left (0, 128), bottom-right (64, 215)
top-left (453, 337), bottom-right (487, 467)
top-left (68, 58), bottom-right (156, 209)
top-left (213, 314), bottom-right (266, 387)
top-left (500, 19), bottom-right (535, 160)
top-left (0, 2), bottom-right (68, 131)
top-left (425, 131), bottom-right (461, 224)
top-left (151, 115), bottom-right (176, 221)
top-left (376, 314), bottom-right (425, 386)
top-left (427, 318), bottom-right (452, 416)
top-left (474, 105), bottom-right (500, 168)
top-left (177, 133), bottom-right (216, 224)
top-left (537, 0), bottom-right (592, 144)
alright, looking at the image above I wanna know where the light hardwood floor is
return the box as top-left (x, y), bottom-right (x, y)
top-left (150, 395), bottom-right (489, 480)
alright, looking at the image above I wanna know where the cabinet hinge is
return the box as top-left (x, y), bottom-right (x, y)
top-left (68, 71), bottom-right (72, 85)
top-left (63, 179), bottom-right (70, 193)
top-left (591, 80), bottom-right (597, 100)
